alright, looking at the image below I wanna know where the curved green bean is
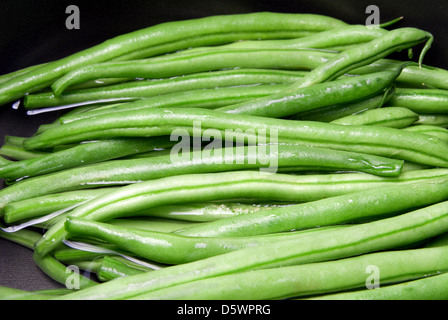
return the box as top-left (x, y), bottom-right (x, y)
top-left (50, 48), bottom-right (336, 96)
top-left (306, 271), bottom-right (448, 300)
top-left (32, 252), bottom-right (97, 289)
top-left (386, 88), bottom-right (448, 113)
top-left (133, 246), bottom-right (448, 300)
top-left (176, 177), bottom-right (448, 237)
top-left (55, 197), bottom-right (448, 300)
top-left (216, 67), bottom-right (401, 118)
top-left (0, 12), bottom-right (346, 105)
top-left (415, 114), bottom-right (448, 127)
top-left (21, 107), bottom-right (448, 168)
top-left (330, 106), bottom-right (419, 128)
top-left (32, 169), bottom-right (448, 257)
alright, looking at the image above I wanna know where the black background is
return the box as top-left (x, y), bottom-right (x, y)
top-left (0, 0), bottom-right (447, 293)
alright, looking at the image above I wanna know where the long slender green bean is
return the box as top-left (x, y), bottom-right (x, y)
top-left (21, 107), bottom-right (448, 168)
top-left (32, 252), bottom-right (97, 289)
top-left (424, 231), bottom-right (448, 248)
top-left (133, 246), bottom-right (448, 300)
top-left (216, 67), bottom-right (401, 118)
top-left (0, 12), bottom-right (346, 105)
top-left (32, 169), bottom-right (448, 257)
top-left (0, 286), bottom-right (60, 300)
top-left (54, 198), bottom-right (448, 300)
top-left (306, 271), bottom-right (448, 300)
top-left (293, 88), bottom-right (394, 122)
top-left (176, 177), bottom-right (448, 237)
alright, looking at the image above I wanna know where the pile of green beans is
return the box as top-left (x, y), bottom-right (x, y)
top-left (2, 11), bottom-right (448, 301)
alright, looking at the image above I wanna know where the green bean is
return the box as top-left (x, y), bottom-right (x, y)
top-left (292, 27), bottom-right (432, 89)
top-left (21, 106), bottom-right (448, 168)
top-left (3, 188), bottom-right (120, 224)
top-left (0, 63), bottom-right (46, 85)
top-left (0, 12), bottom-right (346, 106)
top-left (292, 87), bottom-right (394, 122)
top-left (97, 256), bottom-right (150, 282)
top-left (306, 271), bottom-right (448, 300)
top-left (176, 177), bottom-right (448, 237)
top-left (386, 88), bottom-right (448, 113)
top-left (133, 246), bottom-right (448, 300)
top-left (49, 48), bottom-right (334, 96)
top-left (353, 59), bottom-right (448, 90)
top-left (216, 67), bottom-right (401, 118)
top-left (32, 169), bottom-right (448, 257)
top-left (0, 143), bottom-right (405, 212)
top-left (401, 161), bottom-right (432, 172)
top-left (0, 227), bottom-right (41, 249)
top-left (0, 144), bottom-right (49, 161)
top-left (220, 24), bottom-right (388, 51)
top-left (0, 137), bottom-right (174, 182)
top-left (52, 26), bottom-right (431, 96)
top-left (330, 107), bottom-right (419, 128)
top-left (0, 286), bottom-right (58, 300)
top-left (64, 217), bottom-right (350, 264)
top-left (0, 156), bottom-right (11, 165)
top-left (32, 252), bottom-right (97, 289)
top-left (425, 231), bottom-right (448, 248)
top-left (415, 114), bottom-right (448, 127)
top-left (134, 202), bottom-right (287, 222)
top-left (403, 125), bottom-right (448, 143)
top-left (57, 83), bottom-right (289, 124)
top-left (107, 217), bottom-right (200, 233)
top-left (1, 135), bottom-right (50, 160)
top-left (55, 197), bottom-right (448, 300)
top-left (24, 69), bottom-right (304, 109)
top-left (73, 259), bottom-right (103, 276)
top-left (53, 243), bottom-right (124, 264)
